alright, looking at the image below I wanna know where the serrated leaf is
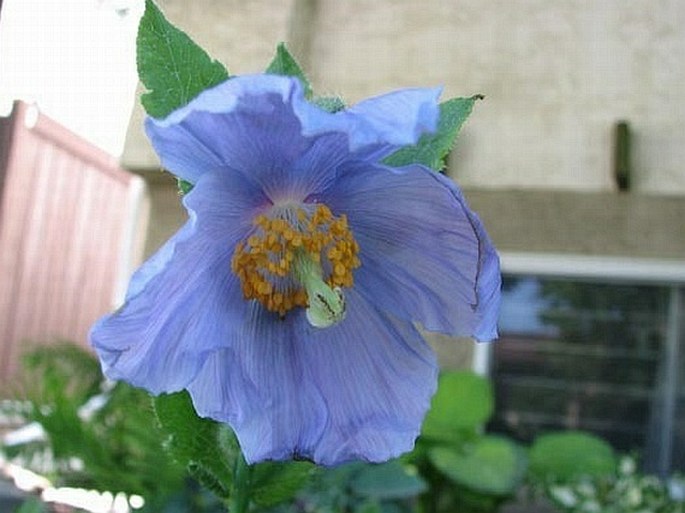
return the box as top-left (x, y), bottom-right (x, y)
top-left (265, 43), bottom-right (312, 98)
top-left (421, 371), bottom-right (494, 443)
top-left (529, 431), bottom-right (616, 480)
top-left (188, 462), bottom-right (230, 499)
top-left (250, 460), bottom-right (314, 507)
top-left (153, 391), bottom-right (233, 499)
top-left (350, 460), bottom-right (427, 500)
top-left (429, 436), bottom-right (527, 495)
top-left (137, 0), bottom-right (229, 118)
top-left (383, 95), bottom-right (483, 171)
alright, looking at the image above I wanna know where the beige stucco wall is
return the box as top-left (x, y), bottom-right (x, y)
top-left (309, 0), bottom-right (685, 195)
top-left (123, 0), bottom-right (685, 196)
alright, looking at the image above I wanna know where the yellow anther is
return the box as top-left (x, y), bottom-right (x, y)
top-left (231, 203), bottom-right (361, 316)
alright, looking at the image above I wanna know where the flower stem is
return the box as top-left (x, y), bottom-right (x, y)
top-left (229, 452), bottom-right (251, 513)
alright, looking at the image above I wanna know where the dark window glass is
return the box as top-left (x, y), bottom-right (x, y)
top-left (490, 276), bottom-right (682, 472)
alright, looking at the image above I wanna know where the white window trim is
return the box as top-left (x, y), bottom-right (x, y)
top-left (499, 252), bottom-right (685, 285)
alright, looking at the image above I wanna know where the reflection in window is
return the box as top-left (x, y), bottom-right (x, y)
top-left (490, 276), bottom-right (683, 473)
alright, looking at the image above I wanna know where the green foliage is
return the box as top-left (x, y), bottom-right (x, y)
top-left (383, 95), bottom-right (482, 171)
top-left (267, 460), bottom-right (425, 513)
top-left (137, 0), bottom-right (229, 118)
top-left (20, 342), bottom-right (102, 405)
top-left (428, 436), bottom-right (527, 496)
top-left (406, 371), bottom-right (525, 513)
top-left (14, 498), bottom-right (47, 513)
top-left (313, 96), bottom-right (347, 113)
top-left (154, 391), bottom-right (314, 511)
top-left (177, 178), bottom-right (194, 195)
top-left (3, 345), bottom-right (187, 512)
top-left (529, 431), bottom-right (617, 481)
top-left (421, 370), bottom-right (494, 443)
top-left (265, 43), bottom-right (312, 98)
top-left (7, 345), bottom-right (680, 513)
top-left (539, 455), bottom-right (685, 513)
top-left (249, 460), bottom-right (314, 507)
top-left (153, 392), bottom-right (234, 499)
top-left (350, 461), bottom-right (427, 500)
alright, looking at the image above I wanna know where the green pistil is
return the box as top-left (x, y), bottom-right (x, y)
top-left (294, 253), bottom-right (346, 328)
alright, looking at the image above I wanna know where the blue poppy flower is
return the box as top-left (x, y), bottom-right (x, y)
top-left (90, 75), bottom-right (500, 466)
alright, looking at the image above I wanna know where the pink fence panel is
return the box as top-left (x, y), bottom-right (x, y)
top-left (0, 102), bottom-right (149, 392)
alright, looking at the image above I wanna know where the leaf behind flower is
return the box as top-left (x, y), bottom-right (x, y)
top-left (384, 95), bottom-right (483, 171)
top-left (265, 43), bottom-right (313, 99)
top-left (137, 0), bottom-right (229, 118)
top-left (153, 391), bottom-right (234, 499)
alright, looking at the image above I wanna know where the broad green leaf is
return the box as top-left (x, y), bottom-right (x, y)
top-left (383, 95), bottom-right (483, 171)
top-left (421, 371), bottom-right (494, 442)
top-left (350, 460), bottom-right (427, 500)
top-left (250, 460), bottom-right (314, 507)
top-left (529, 431), bottom-right (616, 480)
top-left (429, 436), bottom-right (527, 495)
top-left (137, 0), bottom-right (229, 118)
top-left (153, 391), bottom-right (234, 499)
top-left (265, 43), bottom-right (312, 98)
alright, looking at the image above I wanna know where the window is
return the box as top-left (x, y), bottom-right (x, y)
top-left (483, 253), bottom-right (685, 475)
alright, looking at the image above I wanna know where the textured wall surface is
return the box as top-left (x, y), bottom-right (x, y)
top-left (123, 1), bottom-right (685, 195)
top-left (309, 0), bottom-right (685, 195)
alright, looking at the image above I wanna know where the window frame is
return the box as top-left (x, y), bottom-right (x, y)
top-left (475, 251), bottom-right (685, 476)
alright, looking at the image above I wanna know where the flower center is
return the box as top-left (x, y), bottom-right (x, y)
top-left (231, 203), bottom-right (360, 327)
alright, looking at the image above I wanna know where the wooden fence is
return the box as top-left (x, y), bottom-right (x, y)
top-left (0, 102), bottom-right (149, 392)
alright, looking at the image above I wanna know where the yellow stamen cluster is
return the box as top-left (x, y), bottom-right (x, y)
top-left (231, 204), bottom-right (361, 316)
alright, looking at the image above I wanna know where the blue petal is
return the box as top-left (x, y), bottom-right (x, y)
top-left (145, 76), bottom-right (310, 192)
top-left (90, 169), bottom-right (266, 393)
top-left (296, 86), bottom-right (442, 157)
top-left (318, 162), bottom-right (501, 342)
top-left (186, 288), bottom-right (437, 466)
top-left (146, 75), bottom-right (441, 191)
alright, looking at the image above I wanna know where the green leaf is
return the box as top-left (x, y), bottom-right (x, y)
top-left (356, 500), bottom-right (383, 513)
top-left (421, 371), bottom-right (494, 442)
top-left (153, 391), bottom-right (234, 499)
top-left (177, 178), bottom-right (193, 195)
top-left (137, 0), bottom-right (229, 118)
top-left (265, 43), bottom-right (312, 98)
top-left (250, 460), bottom-right (314, 507)
top-left (383, 95), bottom-right (483, 171)
top-left (350, 460), bottom-right (427, 500)
top-left (529, 431), bottom-right (616, 481)
top-left (15, 498), bottom-right (48, 513)
top-left (314, 96), bottom-right (346, 113)
top-left (428, 436), bottom-right (527, 495)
